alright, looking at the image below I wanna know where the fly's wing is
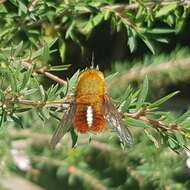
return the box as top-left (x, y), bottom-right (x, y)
top-left (104, 95), bottom-right (133, 145)
top-left (50, 103), bottom-right (76, 149)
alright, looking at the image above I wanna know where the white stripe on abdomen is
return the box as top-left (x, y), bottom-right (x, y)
top-left (86, 106), bottom-right (93, 127)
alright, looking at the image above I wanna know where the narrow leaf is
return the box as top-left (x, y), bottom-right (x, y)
top-left (136, 76), bottom-right (149, 109)
top-left (141, 37), bottom-right (155, 54)
top-left (15, 108), bottom-right (32, 113)
top-left (32, 46), bottom-right (44, 60)
top-left (149, 91), bottom-right (179, 109)
top-left (43, 43), bottom-right (50, 63)
top-left (14, 41), bottom-right (23, 56)
top-left (127, 117), bottom-right (149, 128)
top-left (11, 114), bottom-right (23, 128)
top-left (176, 110), bottom-right (190, 124)
top-left (39, 85), bottom-right (48, 102)
top-left (175, 132), bottom-right (185, 146)
top-left (145, 28), bottom-right (174, 34)
top-left (144, 129), bottom-right (159, 149)
top-left (155, 4), bottom-right (177, 18)
top-left (18, 1), bottom-right (27, 15)
top-left (20, 68), bottom-right (33, 90)
top-left (67, 70), bottom-right (80, 93)
top-left (127, 28), bottom-right (136, 52)
top-left (0, 89), bottom-right (5, 101)
top-left (0, 111), bottom-right (6, 128)
top-left (6, 70), bottom-right (17, 93)
top-left (49, 65), bottom-right (70, 71)
top-left (59, 40), bottom-right (66, 62)
top-left (105, 72), bottom-right (118, 83)
top-left (70, 128), bottom-right (78, 148)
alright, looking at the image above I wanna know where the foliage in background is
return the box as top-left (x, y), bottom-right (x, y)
top-left (1, 0), bottom-right (190, 190)
top-left (109, 47), bottom-right (190, 97)
top-left (0, 0), bottom-right (189, 57)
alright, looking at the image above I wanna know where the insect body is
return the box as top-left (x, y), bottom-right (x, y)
top-left (74, 70), bottom-right (105, 133)
top-left (50, 69), bottom-right (133, 148)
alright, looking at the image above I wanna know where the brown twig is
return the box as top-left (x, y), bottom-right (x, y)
top-left (37, 69), bottom-right (67, 85)
top-left (28, 0), bottom-right (38, 12)
top-left (126, 109), bottom-right (190, 152)
top-left (22, 60), bottom-right (67, 85)
top-left (110, 7), bottom-right (140, 32)
top-left (13, 98), bottom-right (70, 108)
top-left (126, 110), bottom-right (177, 133)
top-left (0, 94), bottom-right (71, 108)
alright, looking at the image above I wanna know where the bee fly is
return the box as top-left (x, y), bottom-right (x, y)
top-left (50, 69), bottom-right (133, 148)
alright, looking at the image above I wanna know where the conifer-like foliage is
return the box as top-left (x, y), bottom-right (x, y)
top-left (0, 1), bottom-right (190, 190)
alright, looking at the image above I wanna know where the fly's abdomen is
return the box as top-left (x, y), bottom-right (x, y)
top-left (74, 104), bottom-right (105, 133)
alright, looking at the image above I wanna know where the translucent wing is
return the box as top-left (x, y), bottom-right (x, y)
top-left (50, 103), bottom-right (76, 149)
top-left (104, 95), bottom-right (133, 145)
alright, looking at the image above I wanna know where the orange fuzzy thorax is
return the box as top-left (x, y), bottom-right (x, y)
top-left (74, 69), bottom-right (106, 133)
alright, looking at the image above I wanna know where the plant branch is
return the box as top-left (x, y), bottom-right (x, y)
top-left (110, 7), bottom-right (140, 33)
top-left (102, 0), bottom-right (190, 12)
top-left (25, 10), bottom-right (70, 29)
top-left (108, 57), bottom-right (190, 89)
top-left (22, 60), bottom-right (67, 85)
top-left (0, 95), bottom-right (71, 109)
top-left (13, 98), bottom-right (70, 108)
top-left (126, 109), bottom-right (180, 133)
top-left (28, 0), bottom-right (39, 12)
top-left (24, 1), bottom-right (190, 30)
top-left (125, 108), bottom-right (190, 152)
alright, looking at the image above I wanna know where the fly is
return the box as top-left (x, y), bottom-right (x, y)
top-left (50, 69), bottom-right (133, 148)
